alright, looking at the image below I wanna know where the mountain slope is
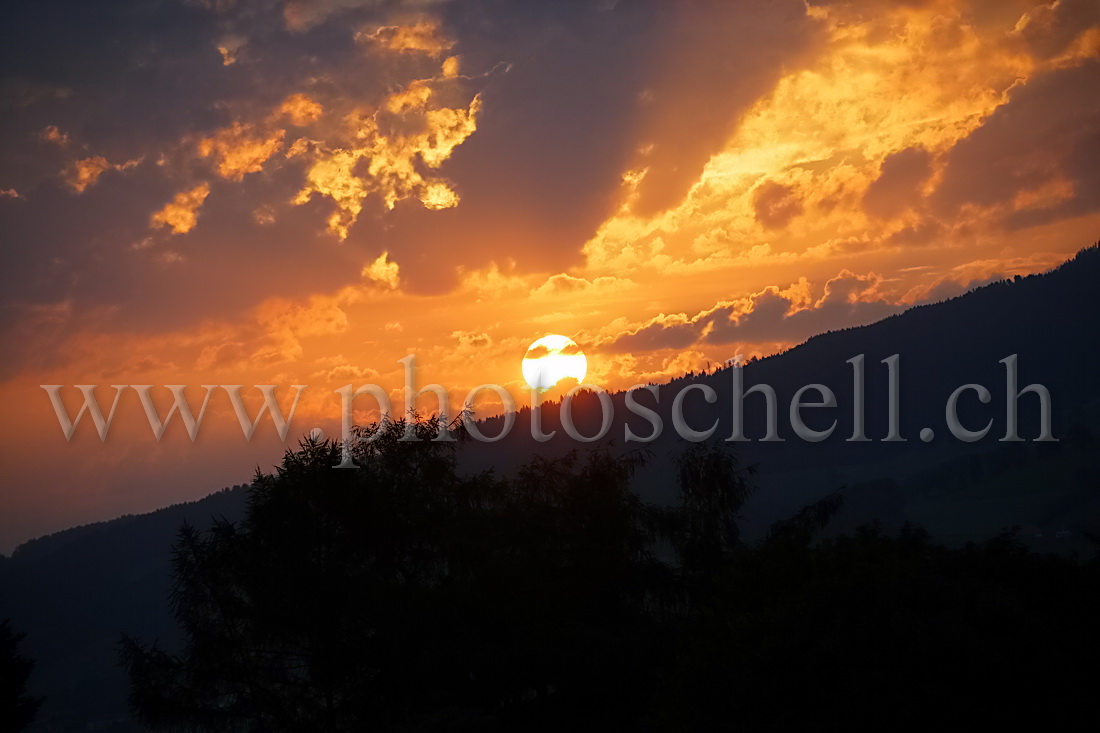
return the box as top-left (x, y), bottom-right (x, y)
top-left (3, 243), bottom-right (1100, 731)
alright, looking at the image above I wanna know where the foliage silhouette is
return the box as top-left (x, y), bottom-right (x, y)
top-left (663, 523), bottom-right (1100, 730)
top-left (121, 415), bottom-right (1100, 730)
top-left (120, 416), bottom-right (752, 730)
top-left (0, 618), bottom-right (42, 732)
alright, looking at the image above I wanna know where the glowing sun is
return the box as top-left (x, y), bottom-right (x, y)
top-left (521, 335), bottom-right (587, 391)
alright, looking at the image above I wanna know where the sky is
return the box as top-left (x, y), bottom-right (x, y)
top-left (1, 0), bottom-right (1098, 552)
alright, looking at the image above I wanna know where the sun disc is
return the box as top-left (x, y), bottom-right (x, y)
top-left (521, 335), bottom-right (587, 391)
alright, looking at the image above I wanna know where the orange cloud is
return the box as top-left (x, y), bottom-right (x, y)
top-left (253, 294), bottom-right (350, 365)
top-left (150, 183), bottom-right (211, 234)
top-left (441, 55), bottom-right (460, 78)
top-left (603, 270), bottom-right (900, 355)
top-left (753, 180), bottom-right (803, 230)
top-left (62, 157), bottom-right (111, 193)
top-left (357, 20), bottom-right (454, 56)
top-left (291, 80), bottom-right (481, 238)
top-left (529, 273), bottom-right (633, 299)
top-left (198, 122), bottom-right (285, 181)
top-left (362, 252), bottom-right (400, 289)
top-left (452, 330), bottom-right (492, 351)
top-left (39, 125), bottom-right (69, 146)
top-left (278, 93), bottom-right (323, 126)
top-left (61, 156), bottom-right (142, 193)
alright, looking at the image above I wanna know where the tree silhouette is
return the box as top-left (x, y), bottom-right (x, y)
top-left (120, 416), bottom-right (744, 731)
top-left (0, 618), bottom-right (42, 732)
top-left (121, 415), bottom-right (1100, 730)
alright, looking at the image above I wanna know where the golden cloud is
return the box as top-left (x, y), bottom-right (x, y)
top-left (455, 261), bottom-right (529, 301)
top-left (441, 55), bottom-right (460, 78)
top-left (198, 122), bottom-right (285, 181)
top-left (278, 93), bottom-right (323, 126)
top-left (62, 157), bottom-right (111, 193)
top-left (452, 330), bottom-right (492, 350)
top-left (357, 20), bottom-right (454, 56)
top-left (61, 155), bottom-right (142, 193)
top-left (291, 80), bottom-right (481, 238)
top-left (150, 183), bottom-right (211, 235)
top-left (362, 252), bottom-right (401, 289)
top-left (529, 273), bottom-right (633, 298)
top-left (582, 0), bottom-right (1047, 277)
top-left (253, 295), bottom-right (350, 365)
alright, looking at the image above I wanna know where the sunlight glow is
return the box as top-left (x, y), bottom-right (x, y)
top-left (521, 335), bottom-right (587, 391)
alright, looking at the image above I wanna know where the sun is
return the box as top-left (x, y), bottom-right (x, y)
top-left (521, 335), bottom-right (587, 391)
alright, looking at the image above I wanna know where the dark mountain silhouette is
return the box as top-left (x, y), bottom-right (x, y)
top-left (3, 242), bottom-right (1100, 730)
top-left (116, 421), bottom-right (1100, 731)
top-left (464, 242), bottom-right (1100, 547)
top-left (0, 487), bottom-right (247, 732)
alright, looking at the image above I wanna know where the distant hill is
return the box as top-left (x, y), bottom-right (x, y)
top-left (0, 487), bottom-right (248, 732)
top-left (463, 242), bottom-right (1100, 547)
top-left (3, 243), bottom-right (1100, 731)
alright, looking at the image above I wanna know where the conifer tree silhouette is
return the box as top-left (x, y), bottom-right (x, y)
top-left (120, 416), bottom-right (744, 731)
top-left (0, 618), bottom-right (42, 732)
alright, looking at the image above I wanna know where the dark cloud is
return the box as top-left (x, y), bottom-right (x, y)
top-left (607, 272), bottom-right (901, 353)
top-left (626, 0), bottom-right (824, 217)
top-left (366, 0), bottom-right (827, 291)
top-left (932, 59), bottom-right (1100, 228)
top-left (0, 0), bottom-right (833, 351)
top-left (753, 180), bottom-right (803, 229)
top-left (885, 219), bottom-right (943, 248)
top-left (1010, 0), bottom-right (1100, 64)
top-left (862, 147), bottom-right (932, 219)
top-left (363, 0), bottom-right (661, 292)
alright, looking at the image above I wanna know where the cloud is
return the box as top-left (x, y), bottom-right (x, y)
top-left (862, 147), bottom-right (933, 219)
top-left (39, 125), bottom-right (69, 146)
top-left (315, 359), bottom-right (381, 382)
top-left (899, 252), bottom-right (1069, 304)
top-left (0, 189), bottom-right (22, 200)
top-left (559, 341), bottom-right (583, 357)
top-left (277, 93), bottom-right (324, 126)
top-left (253, 295), bottom-right (349, 365)
top-left (198, 122), bottom-right (285, 181)
top-left (291, 78), bottom-right (481, 238)
top-left (605, 270), bottom-right (901, 353)
top-left (62, 157), bottom-right (111, 193)
top-left (150, 183), bottom-right (211, 235)
top-left (640, 349), bottom-right (710, 381)
top-left (452, 330), bottom-right (492, 350)
top-left (455, 262), bottom-right (528, 301)
top-left (1010, 0), bottom-right (1100, 66)
top-left (932, 59), bottom-right (1100, 231)
top-left (753, 180), bottom-right (804, 229)
top-left (362, 251), bottom-right (400, 289)
top-left (216, 35), bottom-right (246, 66)
top-left (529, 273), bottom-right (632, 298)
top-left (625, 0), bottom-right (822, 217)
top-left (282, 0), bottom-right (399, 32)
top-left (357, 20), bottom-right (454, 56)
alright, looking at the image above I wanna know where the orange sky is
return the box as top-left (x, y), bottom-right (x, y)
top-left (1, 0), bottom-right (1099, 551)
